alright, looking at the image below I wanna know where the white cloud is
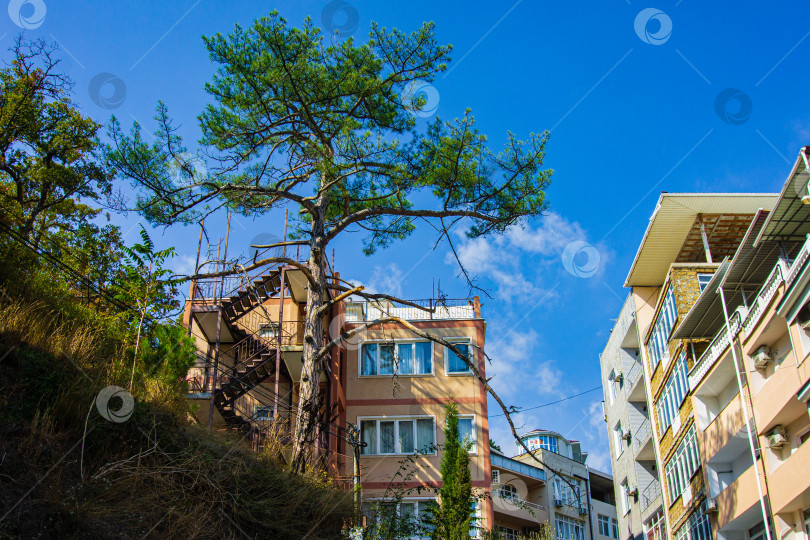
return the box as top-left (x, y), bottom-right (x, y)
top-left (172, 254), bottom-right (197, 276)
top-left (346, 263), bottom-right (405, 298)
top-left (447, 212), bottom-right (609, 301)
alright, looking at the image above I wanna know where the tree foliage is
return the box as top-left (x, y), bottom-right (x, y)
top-left (105, 11), bottom-right (553, 470)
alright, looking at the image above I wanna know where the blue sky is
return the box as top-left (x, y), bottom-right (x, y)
top-left (10, 0), bottom-right (809, 472)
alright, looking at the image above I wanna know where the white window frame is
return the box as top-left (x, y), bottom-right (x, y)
top-left (359, 415), bottom-right (437, 456)
top-left (665, 425), bottom-right (700, 505)
top-left (453, 414), bottom-right (478, 455)
top-left (597, 514), bottom-right (610, 537)
top-left (444, 336), bottom-right (474, 375)
top-left (363, 497), bottom-right (436, 540)
top-left (359, 339), bottom-right (435, 377)
top-left (697, 273), bottom-right (713, 292)
top-left (495, 526), bottom-right (520, 540)
top-left (647, 284), bottom-right (677, 371)
top-left (656, 352), bottom-right (689, 434)
top-left (620, 479), bottom-right (631, 516)
top-left (611, 518), bottom-right (618, 539)
top-left (555, 514), bottom-right (586, 540)
top-left (608, 369), bottom-right (618, 405)
top-left (253, 404), bottom-right (271, 421)
top-left (553, 476), bottom-right (582, 507)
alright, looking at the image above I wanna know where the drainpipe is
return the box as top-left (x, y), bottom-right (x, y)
top-left (580, 470), bottom-right (596, 540)
top-left (717, 286), bottom-right (773, 540)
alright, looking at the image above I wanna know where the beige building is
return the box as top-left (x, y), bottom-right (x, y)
top-left (601, 147), bottom-right (810, 540)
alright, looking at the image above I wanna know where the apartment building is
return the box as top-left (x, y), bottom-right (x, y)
top-left (182, 252), bottom-right (496, 534)
top-left (676, 148), bottom-right (810, 540)
top-left (489, 428), bottom-right (618, 539)
top-left (601, 191), bottom-right (780, 539)
top-left (344, 297), bottom-right (494, 532)
top-left (601, 293), bottom-right (665, 540)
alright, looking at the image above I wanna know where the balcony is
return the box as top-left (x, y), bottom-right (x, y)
top-left (491, 454), bottom-right (547, 482)
top-left (688, 305), bottom-right (747, 389)
top-left (345, 298), bottom-right (478, 322)
top-left (625, 361), bottom-right (645, 401)
top-left (712, 464), bottom-right (762, 531)
top-left (701, 394), bottom-right (748, 464)
top-left (641, 479), bottom-right (662, 512)
top-left (633, 418), bottom-right (654, 460)
top-left (492, 489), bottom-right (548, 525)
top-left (768, 433), bottom-right (810, 514)
top-left (741, 260), bottom-right (787, 336)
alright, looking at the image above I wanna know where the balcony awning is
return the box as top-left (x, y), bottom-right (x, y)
top-left (754, 147), bottom-right (810, 245)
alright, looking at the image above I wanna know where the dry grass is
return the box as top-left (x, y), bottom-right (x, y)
top-left (0, 291), bottom-right (353, 539)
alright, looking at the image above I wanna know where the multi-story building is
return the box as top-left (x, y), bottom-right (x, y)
top-left (489, 428), bottom-right (618, 539)
top-left (601, 191), bottom-right (780, 539)
top-left (182, 252), bottom-right (496, 533)
top-left (601, 293), bottom-right (665, 540)
top-left (677, 148), bottom-right (810, 540)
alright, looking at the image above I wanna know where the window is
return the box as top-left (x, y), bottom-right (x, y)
top-left (363, 499), bottom-right (435, 539)
top-left (526, 434), bottom-right (559, 453)
top-left (647, 285), bottom-right (678, 371)
top-left (645, 510), bottom-right (665, 540)
top-left (496, 526), bottom-right (520, 540)
top-left (257, 322), bottom-right (279, 338)
top-left (674, 510), bottom-right (711, 540)
top-left (620, 480), bottom-right (632, 515)
top-left (656, 352), bottom-right (689, 434)
top-left (553, 476), bottom-right (582, 506)
top-left (253, 405), bottom-right (271, 421)
top-left (608, 370), bottom-right (618, 404)
top-left (555, 515), bottom-right (585, 540)
top-left (360, 417), bottom-right (435, 455)
top-left (499, 483), bottom-right (519, 501)
top-left (611, 518), bottom-right (618, 539)
top-left (361, 341), bottom-right (433, 376)
top-left (491, 470), bottom-right (500, 484)
top-left (665, 426), bottom-right (700, 505)
top-left (446, 340), bottom-right (473, 374)
top-left (803, 509), bottom-right (809, 538)
top-left (457, 416), bottom-right (476, 449)
top-left (598, 514), bottom-right (611, 536)
top-left (697, 273), bottom-right (713, 292)
top-left (748, 522), bottom-right (767, 540)
top-left (613, 422), bottom-right (624, 455)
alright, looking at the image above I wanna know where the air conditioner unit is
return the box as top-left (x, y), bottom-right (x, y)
top-left (704, 498), bottom-right (718, 514)
top-left (614, 372), bottom-right (624, 384)
top-left (752, 346), bottom-right (773, 369)
top-left (622, 430), bottom-right (632, 441)
top-left (628, 487), bottom-right (639, 498)
top-left (767, 426), bottom-right (788, 449)
top-left (554, 499), bottom-right (563, 508)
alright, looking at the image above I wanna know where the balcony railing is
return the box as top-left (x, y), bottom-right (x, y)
top-left (345, 298), bottom-right (476, 322)
top-left (625, 361), bottom-right (643, 394)
top-left (491, 454), bottom-right (546, 482)
top-left (741, 260), bottom-right (787, 336)
top-left (633, 418), bottom-right (652, 455)
top-left (688, 305), bottom-right (747, 389)
top-left (641, 479), bottom-right (662, 511)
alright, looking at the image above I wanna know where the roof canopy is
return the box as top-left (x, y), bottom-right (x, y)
top-left (625, 193), bottom-right (778, 287)
top-left (755, 147), bottom-right (810, 245)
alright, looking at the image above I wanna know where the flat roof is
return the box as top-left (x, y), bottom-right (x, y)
top-left (625, 193), bottom-right (778, 287)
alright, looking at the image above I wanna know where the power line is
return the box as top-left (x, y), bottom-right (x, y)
top-left (490, 385), bottom-right (602, 417)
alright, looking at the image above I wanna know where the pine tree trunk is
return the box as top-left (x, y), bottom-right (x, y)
top-left (291, 206), bottom-right (327, 472)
